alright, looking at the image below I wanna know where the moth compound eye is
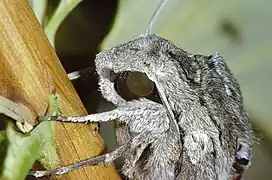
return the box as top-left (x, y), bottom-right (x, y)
top-left (114, 71), bottom-right (154, 100)
top-left (113, 71), bottom-right (161, 103)
top-left (126, 71), bottom-right (154, 96)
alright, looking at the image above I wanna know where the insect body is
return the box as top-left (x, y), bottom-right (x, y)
top-left (93, 34), bottom-right (253, 180)
top-left (30, 34), bottom-right (253, 180)
top-left (29, 0), bottom-right (254, 178)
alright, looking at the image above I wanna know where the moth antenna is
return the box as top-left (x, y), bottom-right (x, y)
top-left (146, 0), bottom-right (169, 35)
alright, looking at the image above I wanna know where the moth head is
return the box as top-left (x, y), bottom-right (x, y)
top-left (94, 34), bottom-right (186, 105)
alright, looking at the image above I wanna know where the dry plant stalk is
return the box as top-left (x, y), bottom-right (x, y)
top-left (0, 0), bottom-right (120, 179)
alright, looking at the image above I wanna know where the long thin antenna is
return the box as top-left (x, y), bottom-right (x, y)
top-left (146, 0), bottom-right (169, 35)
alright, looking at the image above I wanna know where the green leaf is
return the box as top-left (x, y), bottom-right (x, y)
top-left (0, 94), bottom-right (59, 180)
top-left (38, 93), bottom-right (59, 169)
top-left (101, 0), bottom-right (272, 140)
top-left (1, 122), bottom-right (52, 180)
top-left (0, 130), bottom-right (6, 143)
top-left (44, 0), bottom-right (83, 46)
top-left (0, 130), bottom-right (8, 171)
top-left (29, 0), bottom-right (48, 24)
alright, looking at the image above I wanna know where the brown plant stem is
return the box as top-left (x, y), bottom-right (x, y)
top-left (0, 0), bottom-right (120, 179)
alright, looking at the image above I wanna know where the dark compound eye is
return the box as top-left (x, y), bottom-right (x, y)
top-left (112, 71), bottom-right (161, 103)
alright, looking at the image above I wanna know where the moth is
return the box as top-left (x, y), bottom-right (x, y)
top-left (30, 0), bottom-right (253, 179)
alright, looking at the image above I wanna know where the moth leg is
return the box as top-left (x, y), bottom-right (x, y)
top-left (40, 110), bottom-right (121, 123)
top-left (29, 143), bottom-right (128, 178)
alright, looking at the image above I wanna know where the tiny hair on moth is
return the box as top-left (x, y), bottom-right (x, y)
top-left (29, 0), bottom-right (254, 179)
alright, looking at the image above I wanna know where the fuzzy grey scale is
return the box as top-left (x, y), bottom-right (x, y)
top-left (93, 34), bottom-right (253, 180)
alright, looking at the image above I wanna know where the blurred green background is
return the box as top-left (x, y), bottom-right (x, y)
top-left (30, 0), bottom-right (272, 179)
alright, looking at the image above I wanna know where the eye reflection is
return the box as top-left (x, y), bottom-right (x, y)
top-left (113, 71), bottom-right (161, 103)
